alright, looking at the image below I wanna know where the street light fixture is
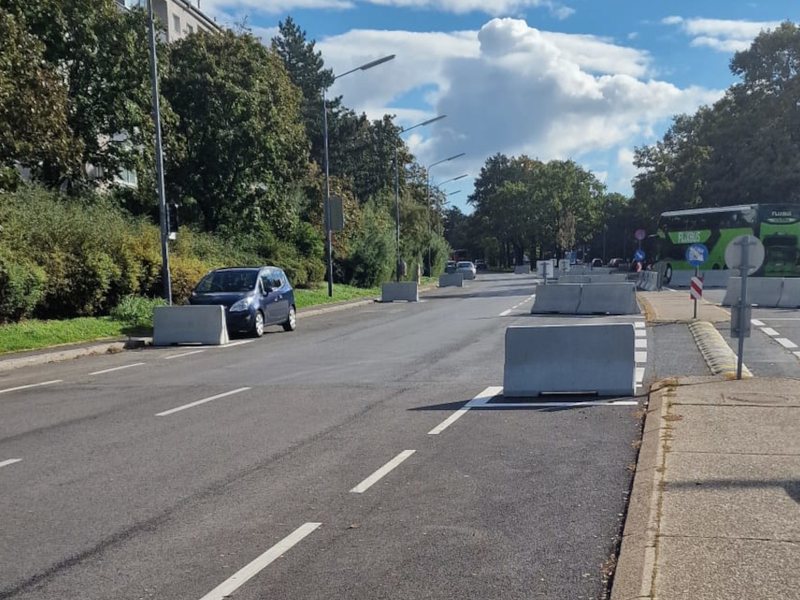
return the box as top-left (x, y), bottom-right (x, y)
top-left (393, 114), bottom-right (447, 281)
top-left (322, 54), bottom-right (396, 297)
top-left (426, 153), bottom-right (465, 274)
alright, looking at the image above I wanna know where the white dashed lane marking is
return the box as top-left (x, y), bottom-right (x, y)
top-left (156, 387), bottom-right (251, 417)
top-left (350, 450), bottom-right (416, 494)
top-left (0, 458), bottom-right (22, 469)
top-left (0, 380), bottom-right (62, 395)
top-left (761, 327), bottom-right (780, 337)
top-left (90, 363), bottom-right (145, 376)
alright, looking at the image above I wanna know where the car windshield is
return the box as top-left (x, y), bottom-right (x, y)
top-left (457, 262), bottom-right (472, 268)
top-left (195, 270), bottom-right (258, 293)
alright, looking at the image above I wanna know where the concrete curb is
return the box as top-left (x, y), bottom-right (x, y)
top-left (688, 321), bottom-right (752, 378)
top-left (611, 380), bottom-right (674, 600)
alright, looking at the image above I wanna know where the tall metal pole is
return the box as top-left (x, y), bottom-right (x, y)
top-left (736, 239), bottom-right (750, 380)
top-left (147, 0), bottom-right (171, 304)
top-left (322, 87), bottom-right (333, 297)
top-left (394, 143), bottom-right (401, 282)
top-left (427, 169), bottom-right (432, 276)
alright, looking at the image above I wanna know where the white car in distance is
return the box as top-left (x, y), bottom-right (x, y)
top-left (456, 260), bottom-right (477, 279)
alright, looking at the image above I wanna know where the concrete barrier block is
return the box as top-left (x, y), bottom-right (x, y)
top-left (503, 324), bottom-right (636, 397)
top-left (153, 305), bottom-right (229, 346)
top-left (722, 277), bottom-right (784, 307)
top-left (637, 271), bottom-right (659, 291)
top-left (577, 283), bottom-right (640, 315)
top-left (514, 265), bottom-right (531, 274)
top-left (559, 275), bottom-right (592, 283)
top-left (438, 273), bottom-right (464, 288)
top-left (778, 278), bottom-right (800, 308)
top-left (381, 281), bottom-right (419, 302)
top-left (531, 284), bottom-right (582, 314)
top-left (700, 270), bottom-right (730, 288)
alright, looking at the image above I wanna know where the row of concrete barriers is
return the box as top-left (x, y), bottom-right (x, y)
top-left (532, 283), bottom-right (640, 315)
top-left (721, 277), bottom-right (800, 308)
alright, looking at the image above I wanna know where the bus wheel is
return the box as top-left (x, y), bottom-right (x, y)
top-left (712, 263), bottom-right (720, 270)
top-left (664, 264), bottom-right (672, 284)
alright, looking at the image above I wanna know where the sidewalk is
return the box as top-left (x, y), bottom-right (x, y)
top-left (617, 287), bottom-right (799, 599)
top-left (612, 376), bottom-right (800, 600)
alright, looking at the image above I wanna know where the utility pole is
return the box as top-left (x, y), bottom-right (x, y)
top-left (146, 0), bottom-right (172, 304)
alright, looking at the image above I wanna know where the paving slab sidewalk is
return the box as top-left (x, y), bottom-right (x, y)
top-left (612, 376), bottom-right (800, 600)
top-left (638, 290), bottom-right (730, 324)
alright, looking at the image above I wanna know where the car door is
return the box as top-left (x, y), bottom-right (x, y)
top-left (259, 269), bottom-right (280, 324)
top-left (270, 269), bottom-right (290, 323)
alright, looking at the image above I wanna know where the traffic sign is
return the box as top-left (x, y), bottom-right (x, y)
top-left (634, 229), bottom-right (646, 241)
top-left (690, 276), bottom-right (703, 301)
top-left (724, 235), bottom-right (764, 276)
top-left (685, 243), bottom-right (709, 267)
top-left (634, 248), bottom-right (645, 262)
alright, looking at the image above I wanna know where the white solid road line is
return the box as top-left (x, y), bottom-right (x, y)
top-left (221, 340), bottom-right (256, 348)
top-left (776, 338), bottom-right (799, 349)
top-left (0, 380), bottom-right (62, 395)
top-left (198, 522), bottom-right (321, 600)
top-left (0, 458), bottom-right (22, 469)
top-left (761, 327), bottom-right (780, 337)
top-left (165, 350), bottom-right (206, 360)
top-left (156, 387), bottom-right (251, 417)
top-left (751, 319), bottom-right (765, 326)
top-left (350, 450), bottom-right (416, 494)
top-left (428, 386), bottom-right (503, 435)
top-left (89, 363), bottom-right (145, 376)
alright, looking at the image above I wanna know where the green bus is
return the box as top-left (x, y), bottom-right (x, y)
top-left (653, 204), bottom-right (800, 281)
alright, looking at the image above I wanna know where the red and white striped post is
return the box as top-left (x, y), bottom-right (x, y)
top-left (690, 270), bottom-right (703, 319)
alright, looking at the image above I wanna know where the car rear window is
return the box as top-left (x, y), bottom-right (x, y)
top-left (457, 261), bottom-right (472, 267)
top-left (195, 270), bottom-right (258, 293)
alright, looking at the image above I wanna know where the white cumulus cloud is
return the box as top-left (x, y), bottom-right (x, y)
top-left (662, 16), bottom-right (782, 53)
top-left (318, 18), bottom-right (721, 190)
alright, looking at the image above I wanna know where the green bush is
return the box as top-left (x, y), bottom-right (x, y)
top-left (345, 202), bottom-right (395, 288)
top-left (110, 295), bottom-right (166, 328)
top-left (0, 251), bottom-right (47, 322)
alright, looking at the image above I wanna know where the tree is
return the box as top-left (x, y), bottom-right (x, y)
top-left (0, 0), bottom-right (157, 189)
top-left (0, 9), bottom-right (72, 187)
top-left (163, 30), bottom-right (308, 233)
top-left (272, 16), bottom-right (335, 168)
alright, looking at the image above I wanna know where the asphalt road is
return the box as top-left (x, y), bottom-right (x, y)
top-left (1, 273), bottom-right (672, 600)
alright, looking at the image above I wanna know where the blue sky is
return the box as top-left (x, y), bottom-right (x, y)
top-left (203, 0), bottom-right (797, 211)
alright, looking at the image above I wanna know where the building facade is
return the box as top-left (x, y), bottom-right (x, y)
top-left (116, 0), bottom-right (221, 42)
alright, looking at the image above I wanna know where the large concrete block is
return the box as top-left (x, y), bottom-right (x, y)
top-left (722, 277), bottom-right (783, 307)
top-left (637, 271), bottom-right (659, 291)
top-left (778, 278), bottom-right (800, 308)
top-left (503, 324), bottom-right (636, 397)
top-left (577, 283), bottom-right (640, 315)
top-left (559, 275), bottom-right (593, 283)
top-left (153, 305), bottom-right (229, 346)
top-left (700, 270), bottom-right (730, 288)
top-left (438, 273), bottom-right (464, 288)
top-left (531, 284), bottom-right (582, 314)
top-left (381, 281), bottom-right (419, 302)
top-left (513, 264), bottom-right (531, 274)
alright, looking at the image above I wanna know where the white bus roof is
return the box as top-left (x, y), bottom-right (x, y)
top-left (660, 205), bottom-right (757, 218)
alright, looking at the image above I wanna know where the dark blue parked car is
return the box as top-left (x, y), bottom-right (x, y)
top-left (189, 267), bottom-right (296, 337)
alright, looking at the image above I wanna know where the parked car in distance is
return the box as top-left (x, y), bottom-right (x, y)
top-left (474, 259), bottom-right (488, 271)
top-left (591, 258), bottom-right (603, 268)
top-left (445, 260), bottom-right (457, 273)
top-left (608, 257), bottom-right (624, 268)
top-left (189, 266), bottom-right (296, 337)
top-left (456, 260), bottom-right (477, 279)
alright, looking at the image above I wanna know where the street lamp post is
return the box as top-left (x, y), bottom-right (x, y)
top-left (322, 54), bottom-right (395, 297)
top-left (426, 156), bottom-right (465, 273)
top-left (393, 115), bottom-right (447, 281)
top-left (146, 0), bottom-right (171, 304)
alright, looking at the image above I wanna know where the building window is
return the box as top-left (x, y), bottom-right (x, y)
top-left (173, 14), bottom-right (180, 33)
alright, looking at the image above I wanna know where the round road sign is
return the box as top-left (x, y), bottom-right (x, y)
top-left (685, 243), bottom-right (709, 267)
top-left (634, 248), bottom-right (646, 262)
top-left (724, 235), bottom-right (765, 276)
top-left (634, 229), bottom-right (646, 241)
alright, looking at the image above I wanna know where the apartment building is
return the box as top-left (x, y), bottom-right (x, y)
top-left (116, 0), bottom-right (221, 43)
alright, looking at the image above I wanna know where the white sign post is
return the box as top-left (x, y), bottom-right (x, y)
top-left (724, 235), bottom-right (765, 379)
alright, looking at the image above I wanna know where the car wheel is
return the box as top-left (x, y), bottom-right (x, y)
top-left (664, 263), bottom-right (673, 284)
top-left (283, 305), bottom-right (296, 332)
top-left (252, 310), bottom-right (265, 338)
